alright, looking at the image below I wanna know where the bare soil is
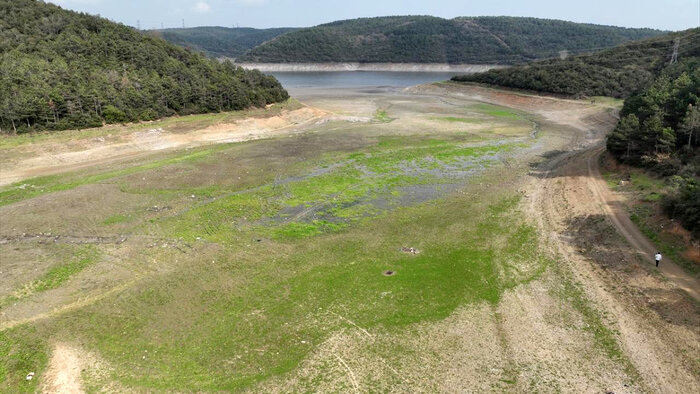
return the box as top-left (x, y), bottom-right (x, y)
top-left (41, 343), bottom-right (85, 394)
top-left (0, 106), bottom-right (325, 186)
top-left (521, 105), bottom-right (700, 392)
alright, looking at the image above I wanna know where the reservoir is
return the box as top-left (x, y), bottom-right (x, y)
top-left (267, 71), bottom-right (459, 91)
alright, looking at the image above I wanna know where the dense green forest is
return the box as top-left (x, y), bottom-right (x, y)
top-left (147, 27), bottom-right (298, 58)
top-left (239, 16), bottom-right (663, 64)
top-left (0, 0), bottom-right (289, 134)
top-left (607, 59), bottom-right (700, 235)
top-left (454, 28), bottom-right (700, 98)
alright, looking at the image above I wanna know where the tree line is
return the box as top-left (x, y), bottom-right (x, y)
top-left (607, 59), bottom-right (699, 235)
top-left (0, 0), bottom-right (289, 134)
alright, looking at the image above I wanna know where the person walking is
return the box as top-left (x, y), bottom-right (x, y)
top-left (655, 252), bottom-right (662, 267)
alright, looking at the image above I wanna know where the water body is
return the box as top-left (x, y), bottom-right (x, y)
top-left (268, 71), bottom-right (457, 91)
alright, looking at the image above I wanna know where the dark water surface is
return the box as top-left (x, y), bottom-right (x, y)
top-left (267, 71), bottom-right (457, 90)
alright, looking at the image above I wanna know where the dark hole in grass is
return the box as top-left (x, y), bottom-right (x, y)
top-left (383, 270), bottom-right (396, 276)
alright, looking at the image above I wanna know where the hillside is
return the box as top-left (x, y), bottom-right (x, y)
top-left (238, 16), bottom-right (664, 64)
top-left (0, 0), bottom-right (289, 134)
top-left (606, 58), bottom-right (699, 237)
top-left (147, 26), bottom-right (298, 58)
top-left (453, 28), bottom-right (700, 98)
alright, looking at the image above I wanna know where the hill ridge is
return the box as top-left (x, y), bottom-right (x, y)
top-left (146, 26), bottom-right (299, 58)
top-left (236, 15), bottom-right (665, 64)
top-left (453, 28), bottom-right (700, 98)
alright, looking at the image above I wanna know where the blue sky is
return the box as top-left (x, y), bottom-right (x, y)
top-left (47, 0), bottom-right (700, 31)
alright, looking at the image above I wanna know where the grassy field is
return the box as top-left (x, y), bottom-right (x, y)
top-left (0, 91), bottom-right (645, 391)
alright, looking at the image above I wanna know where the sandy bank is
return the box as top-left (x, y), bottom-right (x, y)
top-left (0, 106), bottom-right (326, 186)
top-left (232, 62), bottom-right (507, 73)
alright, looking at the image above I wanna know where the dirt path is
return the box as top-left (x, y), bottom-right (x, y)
top-left (41, 343), bottom-right (85, 394)
top-left (584, 146), bottom-right (700, 300)
top-left (525, 109), bottom-right (699, 392)
top-left (428, 82), bottom-right (700, 300)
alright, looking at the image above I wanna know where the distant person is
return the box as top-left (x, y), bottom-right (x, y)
top-left (655, 252), bottom-right (662, 268)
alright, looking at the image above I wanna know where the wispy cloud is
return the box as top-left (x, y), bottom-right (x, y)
top-left (235, 0), bottom-right (270, 6)
top-left (192, 1), bottom-right (211, 13)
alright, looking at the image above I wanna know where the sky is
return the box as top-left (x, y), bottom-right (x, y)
top-left (46, 0), bottom-right (700, 31)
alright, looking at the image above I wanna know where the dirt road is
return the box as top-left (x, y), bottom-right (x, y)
top-left (427, 82), bottom-right (699, 301)
top-left (525, 109), bottom-right (700, 392)
top-left (584, 146), bottom-right (700, 300)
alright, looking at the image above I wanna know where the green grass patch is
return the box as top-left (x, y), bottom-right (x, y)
top-left (373, 109), bottom-right (392, 123)
top-left (273, 220), bottom-right (347, 239)
top-left (165, 187), bottom-right (282, 242)
top-left (54, 191), bottom-right (549, 391)
top-left (590, 96), bottom-right (624, 107)
top-left (0, 144), bottom-right (229, 207)
top-left (641, 192), bottom-right (662, 202)
top-left (431, 116), bottom-right (481, 123)
top-left (473, 103), bottom-right (519, 119)
top-left (282, 166), bottom-right (373, 207)
top-left (33, 251), bottom-right (96, 292)
top-left (630, 173), bottom-right (662, 192)
top-left (102, 214), bottom-right (130, 225)
top-left (602, 171), bottom-right (621, 190)
top-left (0, 326), bottom-right (49, 393)
top-left (1, 246), bottom-right (100, 307)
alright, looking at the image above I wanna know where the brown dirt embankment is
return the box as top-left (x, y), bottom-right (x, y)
top-left (0, 106), bottom-right (326, 186)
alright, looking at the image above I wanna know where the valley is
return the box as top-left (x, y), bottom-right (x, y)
top-left (2, 3), bottom-right (698, 390)
top-left (2, 82), bottom-right (697, 392)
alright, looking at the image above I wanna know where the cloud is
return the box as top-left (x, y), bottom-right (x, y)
top-left (192, 1), bottom-right (211, 13)
top-left (235, 0), bottom-right (269, 6)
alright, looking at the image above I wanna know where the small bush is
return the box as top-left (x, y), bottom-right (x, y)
top-left (102, 105), bottom-right (128, 124)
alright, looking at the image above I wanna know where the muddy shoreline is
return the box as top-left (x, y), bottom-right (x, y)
top-left (232, 62), bottom-right (507, 73)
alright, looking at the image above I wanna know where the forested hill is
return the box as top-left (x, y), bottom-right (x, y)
top-left (453, 28), bottom-right (700, 98)
top-left (606, 57), bottom-right (699, 236)
top-left (0, 0), bottom-right (288, 134)
top-left (147, 27), bottom-right (299, 58)
top-left (238, 16), bottom-right (664, 64)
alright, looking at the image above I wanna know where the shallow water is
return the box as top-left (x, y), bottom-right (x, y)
top-left (268, 71), bottom-right (457, 90)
